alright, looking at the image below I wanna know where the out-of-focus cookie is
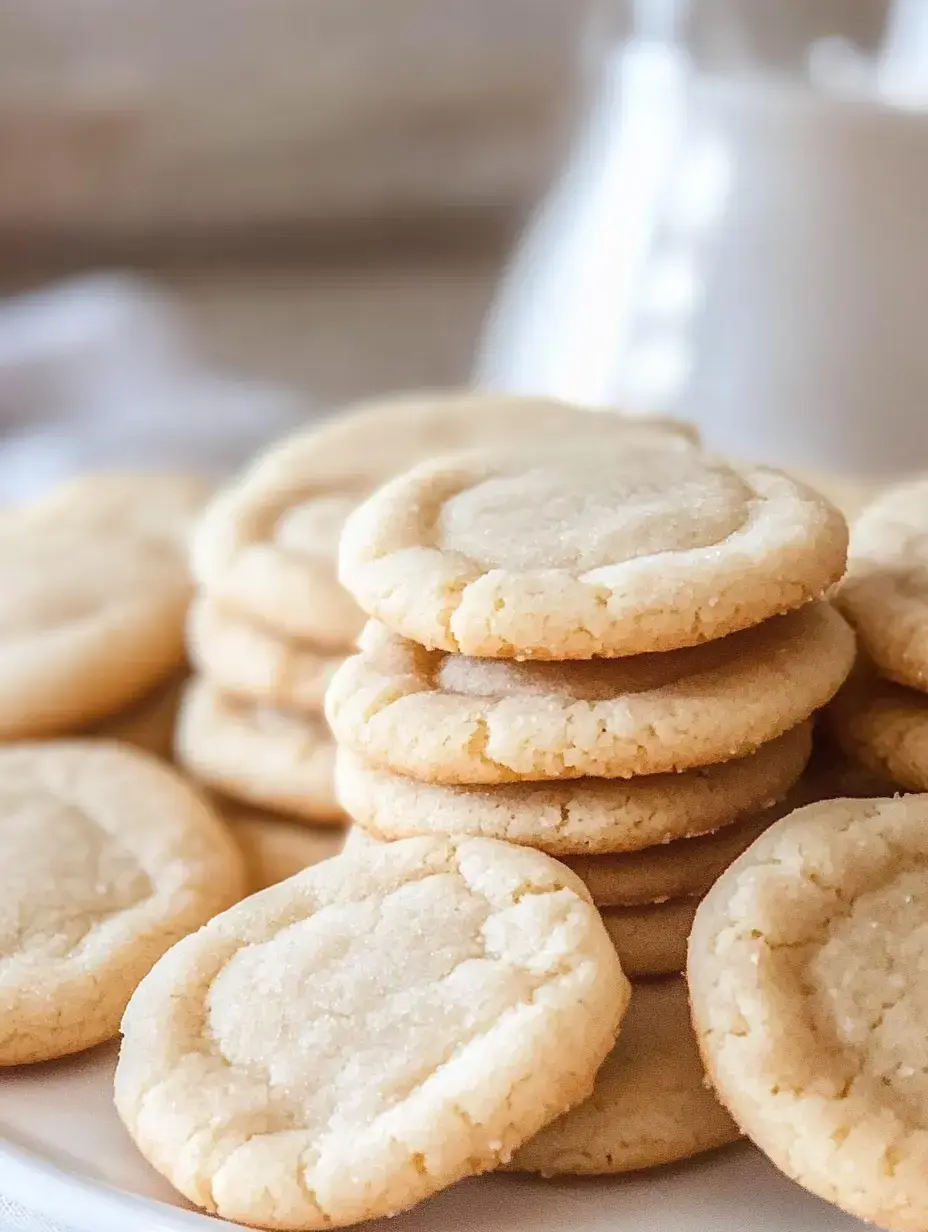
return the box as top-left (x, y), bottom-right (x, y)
top-left (326, 609), bottom-right (853, 784)
top-left (689, 795), bottom-right (928, 1231)
top-left (600, 899), bottom-right (697, 977)
top-left (115, 835), bottom-right (630, 1229)
top-left (334, 723), bottom-right (811, 855)
top-left (0, 741), bottom-right (244, 1065)
top-left (510, 978), bottom-right (740, 1175)
top-left (88, 671), bottom-right (186, 760)
top-left (826, 670), bottom-right (928, 791)
top-left (224, 804), bottom-right (344, 891)
top-left (176, 679), bottom-right (344, 824)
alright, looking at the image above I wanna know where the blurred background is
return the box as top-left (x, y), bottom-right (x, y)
top-left (0, 0), bottom-right (925, 498)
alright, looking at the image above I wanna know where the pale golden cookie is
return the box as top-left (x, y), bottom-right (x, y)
top-left (187, 596), bottom-right (344, 713)
top-left (192, 391), bottom-right (695, 650)
top-left (838, 476), bottom-right (928, 692)
top-left (826, 671), bottom-right (928, 791)
top-left (510, 978), bottom-right (740, 1174)
top-left (787, 468), bottom-right (882, 521)
top-left (176, 679), bottom-right (344, 824)
top-left (326, 608), bottom-right (853, 784)
top-left (88, 671), bottom-right (186, 760)
top-left (115, 835), bottom-right (630, 1229)
top-left (224, 805), bottom-right (344, 891)
top-left (689, 795), bottom-right (928, 1232)
top-left (0, 741), bottom-right (244, 1066)
top-left (0, 473), bottom-right (209, 738)
top-left (340, 445), bottom-right (847, 659)
top-left (601, 899), bottom-right (697, 977)
top-left (334, 722), bottom-right (811, 855)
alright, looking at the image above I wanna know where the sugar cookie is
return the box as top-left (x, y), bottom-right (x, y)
top-left (334, 722), bottom-right (811, 854)
top-left (224, 805), bottom-right (344, 891)
top-left (176, 679), bottom-right (343, 824)
top-left (0, 741), bottom-right (244, 1065)
top-left (115, 835), bottom-right (630, 1229)
top-left (326, 608), bottom-right (853, 784)
top-left (192, 392), bottom-right (695, 650)
top-left (0, 473), bottom-right (209, 738)
top-left (689, 795), bottom-right (928, 1231)
top-left (601, 899), bottom-right (697, 977)
top-left (827, 670), bottom-right (928, 791)
top-left (340, 446), bottom-right (847, 659)
top-left (510, 978), bottom-right (740, 1174)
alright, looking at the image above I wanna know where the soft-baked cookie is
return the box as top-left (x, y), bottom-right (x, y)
top-left (334, 723), bottom-right (811, 854)
top-left (339, 445), bottom-right (848, 659)
top-left (510, 978), bottom-right (740, 1174)
top-left (187, 596), bottom-right (343, 713)
top-left (224, 804), bottom-right (344, 891)
top-left (689, 795), bottom-right (928, 1231)
top-left (0, 741), bottom-right (244, 1066)
top-left (837, 477), bottom-right (928, 692)
top-left (601, 899), bottom-right (697, 977)
top-left (826, 670), bottom-right (927, 791)
top-left (191, 391), bottom-right (695, 650)
top-left (0, 472), bottom-right (209, 739)
top-left (326, 608), bottom-right (853, 784)
top-left (88, 671), bottom-right (186, 760)
top-left (176, 679), bottom-right (343, 824)
top-left (115, 834), bottom-right (630, 1229)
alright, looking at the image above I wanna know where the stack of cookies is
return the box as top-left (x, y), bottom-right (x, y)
top-left (827, 476), bottom-right (928, 793)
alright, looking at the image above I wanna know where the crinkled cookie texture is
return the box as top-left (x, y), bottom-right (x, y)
top-left (191, 390), bottom-right (695, 650)
top-left (115, 835), bottom-right (630, 1230)
top-left (87, 671), bottom-right (186, 761)
top-left (601, 898), bottom-right (697, 977)
top-left (689, 795), bottom-right (928, 1232)
top-left (326, 608), bottom-right (853, 784)
top-left (826, 671), bottom-right (928, 792)
top-left (0, 741), bottom-right (244, 1066)
top-left (334, 722), bottom-right (811, 855)
top-left (339, 445), bottom-right (848, 659)
top-left (0, 472), bottom-right (209, 739)
top-left (224, 805), bottom-right (345, 892)
top-left (837, 477), bottom-right (928, 692)
top-left (510, 978), bottom-right (740, 1175)
top-left (176, 679), bottom-right (343, 824)
top-left (187, 596), bottom-right (344, 714)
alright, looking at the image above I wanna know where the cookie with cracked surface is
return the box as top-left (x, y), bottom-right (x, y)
top-left (176, 679), bottom-right (344, 824)
top-left (0, 741), bottom-right (244, 1066)
top-left (191, 390), bottom-right (695, 651)
top-left (689, 795), bottom-right (928, 1231)
top-left (326, 608), bottom-right (853, 784)
top-left (601, 898), bottom-right (697, 977)
top-left (339, 445), bottom-right (847, 659)
top-left (0, 472), bottom-right (209, 739)
top-left (187, 596), bottom-right (344, 713)
top-left (115, 834), bottom-right (630, 1229)
top-left (510, 977), bottom-right (739, 1174)
top-left (826, 670), bottom-right (928, 792)
top-left (837, 477), bottom-right (928, 692)
top-left (88, 671), bottom-right (186, 760)
top-left (224, 804), bottom-right (344, 891)
top-left (334, 722), bottom-right (811, 855)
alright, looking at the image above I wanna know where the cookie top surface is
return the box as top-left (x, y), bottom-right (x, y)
top-left (334, 722), bottom-right (811, 854)
top-left (510, 978), bottom-right (739, 1174)
top-left (114, 835), bottom-right (629, 1229)
top-left (689, 795), bottom-right (928, 1230)
top-left (191, 391), bottom-right (692, 648)
top-left (0, 741), bottom-right (244, 1065)
top-left (326, 607), bottom-right (853, 783)
top-left (838, 477), bottom-right (928, 691)
top-left (826, 669), bottom-right (928, 792)
top-left (339, 446), bottom-right (847, 658)
top-left (0, 473), bottom-right (209, 738)
top-left (225, 806), bottom-right (344, 891)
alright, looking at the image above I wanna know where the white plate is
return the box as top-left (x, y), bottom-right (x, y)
top-left (0, 1044), bottom-right (867, 1232)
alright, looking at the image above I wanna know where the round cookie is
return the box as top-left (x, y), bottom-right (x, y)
top-left (224, 805), bottom-right (344, 891)
top-left (326, 607), bottom-right (853, 784)
top-left (176, 679), bottom-right (343, 824)
top-left (826, 671), bottom-right (928, 791)
top-left (0, 741), bottom-right (244, 1066)
top-left (187, 596), bottom-right (344, 713)
top-left (339, 445), bottom-right (848, 659)
top-left (689, 795), bottom-right (928, 1231)
top-left (837, 476), bottom-right (928, 692)
top-left (191, 391), bottom-right (697, 649)
top-left (509, 978), bottom-right (740, 1175)
top-left (601, 899), bottom-right (697, 977)
top-left (0, 472), bottom-right (209, 738)
top-left (334, 722), bottom-right (811, 855)
top-left (88, 671), bottom-right (186, 760)
top-left (115, 834), bottom-right (630, 1229)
